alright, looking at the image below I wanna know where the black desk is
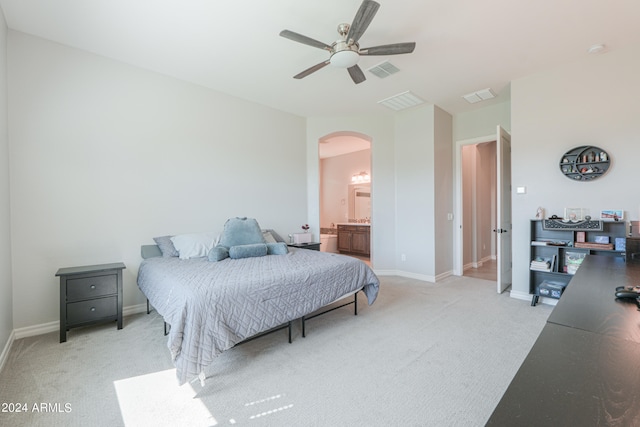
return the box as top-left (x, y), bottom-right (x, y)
top-left (547, 255), bottom-right (640, 344)
top-left (487, 256), bottom-right (640, 426)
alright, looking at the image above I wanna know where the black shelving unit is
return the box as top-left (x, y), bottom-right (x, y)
top-left (529, 219), bottom-right (625, 305)
top-left (559, 145), bottom-right (610, 181)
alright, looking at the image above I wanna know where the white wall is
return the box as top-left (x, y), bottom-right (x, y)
top-left (0, 9), bottom-right (12, 351)
top-left (8, 31), bottom-right (307, 329)
top-left (320, 149), bottom-right (370, 227)
top-left (395, 106), bottom-right (436, 276)
top-left (395, 105), bottom-right (454, 280)
top-left (454, 101), bottom-right (511, 141)
top-left (510, 46), bottom-right (640, 298)
top-left (433, 106), bottom-right (453, 277)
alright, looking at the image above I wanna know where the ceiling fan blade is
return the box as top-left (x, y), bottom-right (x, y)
top-left (347, 65), bottom-right (366, 84)
top-left (293, 60), bottom-right (331, 79)
top-left (346, 0), bottom-right (380, 44)
top-left (279, 30), bottom-right (332, 51)
top-left (359, 42), bottom-right (416, 56)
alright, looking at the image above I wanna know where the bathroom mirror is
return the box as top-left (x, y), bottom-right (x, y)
top-left (348, 183), bottom-right (371, 221)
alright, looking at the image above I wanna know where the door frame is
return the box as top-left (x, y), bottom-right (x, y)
top-left (453, 134), bottom-right (496, 277)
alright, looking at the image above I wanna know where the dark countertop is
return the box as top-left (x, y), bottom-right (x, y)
top-left (486, 255), bottom-right (640, 426)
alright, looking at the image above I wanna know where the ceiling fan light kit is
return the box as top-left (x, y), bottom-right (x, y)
top-left (280, 0), bottom-right (416, 84)
top-left (330, 47), bottom-right (360, 68)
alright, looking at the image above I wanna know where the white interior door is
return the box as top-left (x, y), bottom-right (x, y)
top-left (495, 126), bottom-right (512, 293)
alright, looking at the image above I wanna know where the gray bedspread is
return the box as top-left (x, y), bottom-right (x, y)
top-left (137, 248), bottom-right (379, 385)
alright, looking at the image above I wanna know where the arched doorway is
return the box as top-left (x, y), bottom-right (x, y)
top-left (318, 131), bottom-right (372, 264)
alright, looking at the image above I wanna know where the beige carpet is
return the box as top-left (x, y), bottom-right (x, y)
top-left (0, 275), bottom-right (552, 427)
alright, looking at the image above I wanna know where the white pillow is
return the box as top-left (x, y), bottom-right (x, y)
top-left (171, 232), bottom-right (219, 260)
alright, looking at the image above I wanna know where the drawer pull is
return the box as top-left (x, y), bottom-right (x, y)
top-left (90, 285), bottom-right (96, 290)
top-left (90, 307), bottom-right (96, 312)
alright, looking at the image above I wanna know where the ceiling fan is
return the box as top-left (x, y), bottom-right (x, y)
top-left (279, 0), bottom-right (416, 84)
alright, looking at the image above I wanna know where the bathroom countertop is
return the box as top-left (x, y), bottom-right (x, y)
top-left (336, 223), bottom-right (371, 226)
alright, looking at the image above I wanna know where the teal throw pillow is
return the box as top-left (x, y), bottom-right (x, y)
top-left (266, 242), bottom-right (289, 255)
top-left (229, 243), bottom-right (268, 259)
top-left (218, 217), bottom-right (265, 248)
top-left (208, 246), bottom-right (229, 262)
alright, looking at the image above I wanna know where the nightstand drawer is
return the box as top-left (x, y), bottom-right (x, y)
top-left (67, 297), bottom-right (117, 324)
top-left (67, 274), bottom-right (117, 301)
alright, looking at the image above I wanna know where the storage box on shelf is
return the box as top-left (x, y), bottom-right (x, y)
top-left (529, 219), bottom-right (626, 306)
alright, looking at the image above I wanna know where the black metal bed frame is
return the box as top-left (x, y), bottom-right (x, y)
top-left (301, 291), bottom-right (359, 337)
top-left (145, 288), bottom-right (361, 345)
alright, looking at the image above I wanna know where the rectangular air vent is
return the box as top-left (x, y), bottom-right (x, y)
top-left (462, 88), bottom-right (496, 104)
top-left (378, 91), bottom-right (425, 111)
top-left (367, 61), bottom-right (400, 79)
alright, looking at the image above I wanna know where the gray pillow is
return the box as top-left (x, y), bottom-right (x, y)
top-left (262, 229), bottom-right (286, 243)
top-left (208, 246), bottom-right (229, 262)
top-left (153, 235), bottom-right (179, 258)
top-left (218, 217), bottom-right (265, 248)
top-left (266, 242), bottom-right (289, 255)
top-left (229, 243), bottom-right (268, 259)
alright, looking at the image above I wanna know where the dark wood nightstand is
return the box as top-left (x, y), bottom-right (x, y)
top-left (288, 242), bottom-right (321, 251)
top-left (56, 262), bottom-right (126, 343)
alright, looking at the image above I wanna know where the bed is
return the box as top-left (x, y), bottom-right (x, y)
top-left (137, 242), bottom-right (379, 385)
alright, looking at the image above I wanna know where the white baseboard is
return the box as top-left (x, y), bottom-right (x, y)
top-left (435, 270), bottom-right (453, 281)
top-left (0, 329), bottom-right (15, 375)
top-left (14, 320), bottom-right (59, 339)
top-left (374, 268), bottom-right (453, 283)
top-left (465, 256), bottom-right (494, 270)
top-left (374, 269), bottom-right (436, 283)
top-left (12, 302), bottom-right (151, 341)
top-left (509, 289), bottom-right (558, 306)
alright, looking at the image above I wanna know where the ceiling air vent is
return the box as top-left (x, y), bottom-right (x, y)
top-left (462, 88), bottom-right (496, 104)
top-left (367, 61), bottom-right (400, 79)
top-left (378, 91), bottom-right (425, 111)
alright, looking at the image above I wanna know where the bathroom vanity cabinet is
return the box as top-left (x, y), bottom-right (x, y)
top-left (337, 224), bottom-right (370, 256)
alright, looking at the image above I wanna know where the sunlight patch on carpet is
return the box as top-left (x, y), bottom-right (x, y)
top-left (114, 369), bottom-right (216, 426)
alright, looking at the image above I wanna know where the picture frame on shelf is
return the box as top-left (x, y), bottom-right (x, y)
top-left (564, 207), bottom-right (588, 222)
top-left (600, 209), bottom-right (624, 221)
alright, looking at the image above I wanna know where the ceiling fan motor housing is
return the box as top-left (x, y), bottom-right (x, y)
top-left (330, 39), bottom-right (360, 68)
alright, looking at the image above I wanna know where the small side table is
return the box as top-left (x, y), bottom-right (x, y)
top-left (288, 242), bottom-right (321, 251)
top-left (56, 262), bottom-right (126, 343)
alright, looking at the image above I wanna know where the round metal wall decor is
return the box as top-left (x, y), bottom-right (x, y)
top-left (559, 146), bottom-right (610, 181)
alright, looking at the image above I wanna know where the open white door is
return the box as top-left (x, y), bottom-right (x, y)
top-left (495, 126), bottom-right (512, 293)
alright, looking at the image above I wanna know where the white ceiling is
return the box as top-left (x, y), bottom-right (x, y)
top-left (319, 134), bottom-right (370, 159)
top-left (1, 0), bottom-right (639, 118)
